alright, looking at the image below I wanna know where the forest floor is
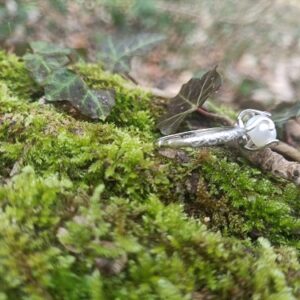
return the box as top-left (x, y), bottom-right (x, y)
top-left (0, 1), bottom-right (300, 299)
top-left (0, 49), bottom-right (300, 299)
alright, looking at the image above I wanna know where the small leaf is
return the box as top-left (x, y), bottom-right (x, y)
top-left (23, 41), bottom-right (71, 84)
top-left (44, 69), bottom-right (115, 120)
top-left (23, 41), bottom-right (116, 120)
top-left (157, 67), bottom-right (222, 135)
top-left (23, 53), bottom-right (70, 84)
top-left (271, 102), bottom-right (300, 127)
top-left (30, 41), bottom-right (72, 56)
top-left (98, 33), bottom-right (165, 73)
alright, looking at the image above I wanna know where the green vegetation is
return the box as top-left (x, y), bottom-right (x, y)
top-left (0, 51), bottom-right (300, 299)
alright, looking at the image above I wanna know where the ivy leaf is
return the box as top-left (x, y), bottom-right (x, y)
top-left (271, 102), bottom-right (300, 128)
top-left (23, 42), bottom-right (71, 84)
top-left (23, 53), bottom-right (70, 84)
top-left (157, 67), bottom-right (222, 135)
top-left (44, 69), bottom-right (115, 120)
top-left (30, 41), bottom-right (72, 56)
top-left (98, 33), bottom-right (165, 73)
top-left (23, 41), bottom-right (116, 120)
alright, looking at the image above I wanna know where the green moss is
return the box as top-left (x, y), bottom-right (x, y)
top-left (1, 168), bottom-right (299, 299)
top-left (151, 146), bottom-right (300, 250)
top-left (0, 51), bottom-right (39, 100)
top-left (0, 51), bottom-right (300, 299)
top-left (75, 63), bottom-right (155, 132)
top-left (197, 151), bottom-right (300, 248)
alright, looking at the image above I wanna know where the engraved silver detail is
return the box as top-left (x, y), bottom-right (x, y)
top-left (157, 109), bottom-right (278, 150)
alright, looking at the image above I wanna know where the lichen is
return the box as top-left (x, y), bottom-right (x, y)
top-left (0, 51), bottom-right (300, 300)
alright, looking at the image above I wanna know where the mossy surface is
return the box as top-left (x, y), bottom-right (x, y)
top-left (0, 51), bottom-right (300, 300)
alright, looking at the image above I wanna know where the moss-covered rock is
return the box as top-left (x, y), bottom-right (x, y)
top-left (0, 51), bottom-right (299, 300)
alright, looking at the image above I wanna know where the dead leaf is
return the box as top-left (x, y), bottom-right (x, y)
top-left (157, 67), bottom-right (222, 135)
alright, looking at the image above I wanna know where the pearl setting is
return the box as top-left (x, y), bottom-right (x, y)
top-left (237, 109), bottom-right (278, 150)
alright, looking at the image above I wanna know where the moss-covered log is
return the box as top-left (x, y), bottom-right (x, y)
top-left (0, 51), bottom-right (299, 300)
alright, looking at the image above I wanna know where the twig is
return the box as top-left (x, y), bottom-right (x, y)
top-left (236, 145), bottom-right (300, 185)
top-left (271, 142), bottom-right (300, 163)
top-left (122, 73), bottom-right (139, 85)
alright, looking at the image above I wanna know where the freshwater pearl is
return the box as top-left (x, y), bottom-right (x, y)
top-left (245, 115), bottom-right (277, 148)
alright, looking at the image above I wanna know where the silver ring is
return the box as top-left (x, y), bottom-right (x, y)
top-left (157, 109), bottom-right (278, 151)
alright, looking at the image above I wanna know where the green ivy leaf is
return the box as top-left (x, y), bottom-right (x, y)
top-left (157, 67), bottom-right (222, 135)
top-left (44, 69), bottom-right (115, 120)
top-left (23, 53), bottom-right (70, 84)
top-left (23, 41), bottom-right (71, 84)
top-left (98, 33), bottom-right (165, 73)
top-left (23, 41), bottom-right (116, 120)
top-left (30, 41), bottom-right (72, 56)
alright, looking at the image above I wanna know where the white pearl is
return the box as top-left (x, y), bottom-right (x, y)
top-left (245, 115), bottom-right (277, 148)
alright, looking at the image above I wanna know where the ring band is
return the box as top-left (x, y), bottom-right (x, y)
top-left (157, 127), bottom-right (245, 148)
top-left (157, 109), bottom-right (278, 151)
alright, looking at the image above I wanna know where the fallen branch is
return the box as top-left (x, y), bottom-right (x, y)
top-left (236, 145), bottom-right (300, 185)
top-left (271, 142), bottom-right (300, 163)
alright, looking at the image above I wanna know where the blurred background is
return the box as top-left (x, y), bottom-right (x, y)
top-left (1, 0), bottom-right (300, 112)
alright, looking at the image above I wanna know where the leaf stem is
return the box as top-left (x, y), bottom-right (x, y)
top-left (196, 107), bottom-right (233, 126)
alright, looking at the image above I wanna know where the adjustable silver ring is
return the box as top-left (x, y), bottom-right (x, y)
top-left (157, 109), bottom-right (278, 151)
